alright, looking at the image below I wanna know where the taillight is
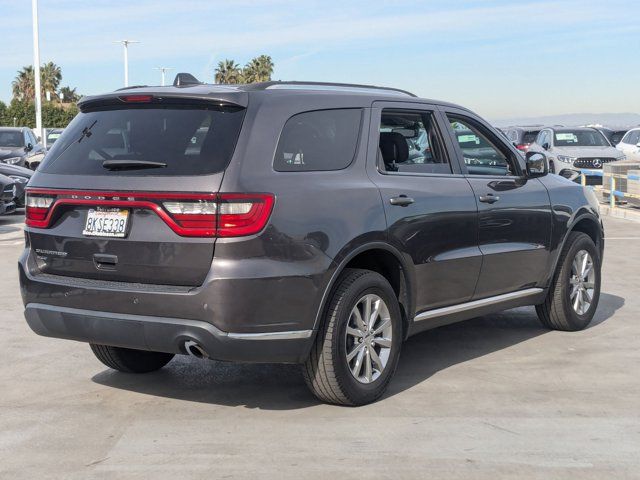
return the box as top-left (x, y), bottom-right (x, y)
top-left (516, 144), bottom-right (529, 152)
top-left (119, 95), bottom-right (153, 103)
top-left (161, 193), bottom-right (274, 237)
top-left (25, 192), bottom-right (55, 227)
top-left (24, 189), bottom-right (274, 238)
top-left (217, 193), bottom-right (275, 237)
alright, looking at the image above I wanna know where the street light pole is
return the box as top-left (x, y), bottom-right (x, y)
top-left (114, 40), bottom-right (139, 87)
top-left (31, 0), bottom-right (43, 140)
top-left (154, 67), bottom-right (174, 86)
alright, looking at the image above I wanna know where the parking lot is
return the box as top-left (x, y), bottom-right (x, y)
top-left (0, 213), bottom-right (638, 479)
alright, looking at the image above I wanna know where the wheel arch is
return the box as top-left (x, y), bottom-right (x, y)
top-left (550, 212), bottom-right (603, 281)
top-left (312, 242), bottom-right (415, 340)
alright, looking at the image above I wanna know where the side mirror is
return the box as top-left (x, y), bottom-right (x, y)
top-left (542, 142), bottom-right (550, 151)
top-left (25, 143), bottom-right (33, 152)
top-left (525, 152), bottom-right (548, 178)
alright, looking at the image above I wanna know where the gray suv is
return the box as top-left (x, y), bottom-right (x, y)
top-left (20, 79), bottom-right (604, 405)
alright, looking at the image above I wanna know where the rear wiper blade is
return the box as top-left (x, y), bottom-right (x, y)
top-left (102, 160), bottom-right (167, 170)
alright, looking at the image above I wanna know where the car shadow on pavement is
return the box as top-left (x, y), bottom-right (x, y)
top-left (91, 293), bottom-right (624, 410)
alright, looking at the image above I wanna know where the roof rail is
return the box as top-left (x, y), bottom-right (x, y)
top-left (173, 73), bottom-right (202, 87)
top-left (243, 80), bottom-right (417, 97)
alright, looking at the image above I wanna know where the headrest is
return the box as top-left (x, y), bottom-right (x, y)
top-left (379, 132), bottom-right (409, 167)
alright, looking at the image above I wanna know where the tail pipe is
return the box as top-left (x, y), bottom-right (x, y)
top-left (183, 340), bottom-right (209, 359)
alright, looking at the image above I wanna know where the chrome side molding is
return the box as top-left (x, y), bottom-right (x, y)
top-left (227, 330), bottom-right (314, 341)
top-left (414, 288), bottom-right (544, 322)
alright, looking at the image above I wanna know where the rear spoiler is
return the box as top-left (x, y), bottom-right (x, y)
top-left (78, 91), bottom-right (248, 112)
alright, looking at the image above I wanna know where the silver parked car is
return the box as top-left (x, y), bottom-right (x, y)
top-left (528, 127), bottom-right (625, 184)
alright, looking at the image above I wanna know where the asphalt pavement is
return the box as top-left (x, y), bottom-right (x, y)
top-left (1, 214), bottom-right (638, 479)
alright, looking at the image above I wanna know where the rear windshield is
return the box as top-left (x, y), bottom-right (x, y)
top-left (522, 131), bottom-right (539, 143)
top-left (40, 106), bottom-right (245, 176)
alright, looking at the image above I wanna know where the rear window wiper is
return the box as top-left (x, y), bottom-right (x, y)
top-left (102, 160), bottom-right (167, 170)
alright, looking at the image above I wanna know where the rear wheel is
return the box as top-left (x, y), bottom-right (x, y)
top-left (303, 268), bottom-right (403, 406)
top-left (536, 232), bottom-right (601, 331)
top-left (90, 344), bottom-right (174, 373)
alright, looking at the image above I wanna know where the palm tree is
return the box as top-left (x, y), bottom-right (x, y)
top-left (11, 62), bottom-right (64, 101)
top-left (40, 62), bottom-right (62, 99)
top-left (12, 66), bottom-right (35, 100)
top-left (215, 59), bottom-right (243, 84)
top-left (59, 86), bottom-right (80, 103)
top-left (244, 55), bottom-right (274, 83)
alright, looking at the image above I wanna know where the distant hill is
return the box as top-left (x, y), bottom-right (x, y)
top-left (493, 113), bottom-right (640, 129)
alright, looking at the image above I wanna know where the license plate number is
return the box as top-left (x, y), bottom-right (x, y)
top-left (83, 208), bottom-right (129, 238)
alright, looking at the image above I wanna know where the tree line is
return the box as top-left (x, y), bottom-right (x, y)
top-left (2, 55), bottom-right (275, 129)
top-left (1, 61), bottom-right (80, 128)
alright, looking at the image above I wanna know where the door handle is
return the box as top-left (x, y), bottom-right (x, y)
top-left (389, 195), bottom-right (414, 207)
top-left (479, 193), bottom-right (500, 204)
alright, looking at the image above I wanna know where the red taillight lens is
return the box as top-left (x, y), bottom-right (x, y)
top-left (161, 193), bottom-right (274, 237)
top-left (25, 193), bottom-right (55, 227)
top-left (119, 95), bottom-right (153, 103)
top-left (217, 193), bottom-right (275, 237)
top-left (516, 144), bottom-right (529, 152)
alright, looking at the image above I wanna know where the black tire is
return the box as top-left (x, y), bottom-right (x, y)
top-left (303, 268), bottom-right (403, 406)
top-left (90, 344), bottom-right (174, 373)
top-left (536, 232), bottom-right (601, 331)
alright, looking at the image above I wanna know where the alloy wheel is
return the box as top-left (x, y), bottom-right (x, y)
top-left (569, 249), bottom-right (596, 315)
top-left (345, 294), bottom-right (393, 384)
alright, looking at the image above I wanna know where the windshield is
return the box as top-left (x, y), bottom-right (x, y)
top-left (554, 130), bottom-right (609, 147)
top-left (47, 131), bottom-right (62, 145)
top-left (41, 106), bottom-right (246, 176)
top-left (522, 131), bottom-right (539, 143)
top-left (0, 131), bottom-right (24, 148)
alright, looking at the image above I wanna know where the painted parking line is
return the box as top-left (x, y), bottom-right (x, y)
top-left (605, 237), bottom-right (640, 240)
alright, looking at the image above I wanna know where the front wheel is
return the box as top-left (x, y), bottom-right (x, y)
top-left (303, 268), bottom-right (403, 406)
top-left (536, 232), bottom-right (601, 331)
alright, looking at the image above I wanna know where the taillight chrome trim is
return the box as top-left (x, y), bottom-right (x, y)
top-left (24, 188), bottom-right (274, 238)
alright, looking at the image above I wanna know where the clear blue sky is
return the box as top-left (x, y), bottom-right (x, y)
top-left (1, 0), bottom-right (638, 120)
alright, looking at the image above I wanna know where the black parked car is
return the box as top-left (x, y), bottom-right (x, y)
top-left (45, 128), bottom-right (64, 151)
top-left (0, 127), bottom-right (45, 168)
top-left (596, 127), bottom-right (628, 147)
top-left (0, 163), bottom-right (32, 207)
top-left (0, 174), bottom-right (16, 216)
top-left (503, 126), bottom-right (542, 154)
top-left (20, 78), bottom-right (604, 405)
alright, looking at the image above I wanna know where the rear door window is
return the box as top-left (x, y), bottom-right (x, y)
top-left (40, 106), bottom-right (245, 176)
top-left (274, 109), bottom-right (362, 172)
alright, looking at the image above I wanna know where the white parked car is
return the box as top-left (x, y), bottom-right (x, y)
top-left (616, 128), bottom-right (640, 161)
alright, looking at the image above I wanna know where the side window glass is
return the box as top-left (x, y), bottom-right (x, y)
top-left (378, 110), bottom-right (451, 174)
top-left (274, 109), bottom-right (362, 172)
top-left (447, 115), bottom-right (518, 176)
top-left (629, 131), bottom-right (640, 145)
top-left (24, 131), bottom-right (31, 146)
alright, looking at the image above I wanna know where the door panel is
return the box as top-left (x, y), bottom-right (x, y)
top-left (467, 177), bottom-right (552, 297)
top-left (368, 103), bottom-right (481, 313)
top-left (442, 109), bottom-right (552, 298)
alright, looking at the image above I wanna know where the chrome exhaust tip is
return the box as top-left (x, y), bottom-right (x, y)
top-left (184, 340), bottom-right (209, 359)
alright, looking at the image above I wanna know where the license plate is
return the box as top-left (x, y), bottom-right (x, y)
top-left (83, 208), bottom-right (129, 238)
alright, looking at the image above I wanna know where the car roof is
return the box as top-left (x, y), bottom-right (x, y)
top-left (549, 126), bottom-right (599, 133)
top-left (78, 80), bottom-right (469, 112)
top-left (0, 127), bottom-right (25, 132)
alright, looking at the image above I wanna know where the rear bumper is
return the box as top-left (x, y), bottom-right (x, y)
top-left (25, 303), bottom-right (313, 363)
